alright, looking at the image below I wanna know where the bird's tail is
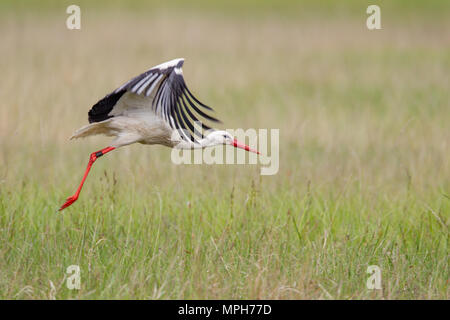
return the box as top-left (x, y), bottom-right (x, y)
top-left (70, 120), bottom-right (115, 140)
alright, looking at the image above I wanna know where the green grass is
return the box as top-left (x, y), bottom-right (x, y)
top-left (0, 3), bottom-right (449, 299)
top-left (1, 179), bottom-right (448, 299)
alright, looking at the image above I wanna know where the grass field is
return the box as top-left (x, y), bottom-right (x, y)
top-left (0, 1), bottom-right (448, 299)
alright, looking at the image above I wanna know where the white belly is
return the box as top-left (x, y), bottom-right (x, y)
top-left (105, 91), bottom-right (178, 147)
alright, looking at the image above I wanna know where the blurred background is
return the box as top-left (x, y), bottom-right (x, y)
top-left (0, 0), bottom-right (448, 299)
top-left (0, 0), bottom-right (448, 192)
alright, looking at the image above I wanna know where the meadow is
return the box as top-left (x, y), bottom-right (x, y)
top-left (0, 1), bottom-right (448, 299)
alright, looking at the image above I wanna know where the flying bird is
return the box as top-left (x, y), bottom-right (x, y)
top-left (59, 58), bottom-right (259, 211)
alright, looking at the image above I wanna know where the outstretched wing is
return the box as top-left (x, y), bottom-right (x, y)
top-left (88, 58), bottom-right (220, 141)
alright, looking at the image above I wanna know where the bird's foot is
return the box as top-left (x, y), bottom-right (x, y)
top-left (59, 195), bottom-right (78, 211)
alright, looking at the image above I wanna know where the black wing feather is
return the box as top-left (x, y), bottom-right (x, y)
top-left (87, 59), bottom-right (220, 142)
top-left (88, 89), bottom-right (126, 123)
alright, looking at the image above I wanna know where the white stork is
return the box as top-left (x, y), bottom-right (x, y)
top-left (59, 58), bottom-right (259, 211)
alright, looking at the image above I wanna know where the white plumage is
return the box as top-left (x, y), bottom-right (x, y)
top-left (71, 58), bottom-right (221, 148)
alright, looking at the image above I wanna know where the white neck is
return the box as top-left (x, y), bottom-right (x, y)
top-left (174, 136), bottom-right (218, 149)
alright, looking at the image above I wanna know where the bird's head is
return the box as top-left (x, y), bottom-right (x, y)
top-left (207, 130), bottom-right (260, 154)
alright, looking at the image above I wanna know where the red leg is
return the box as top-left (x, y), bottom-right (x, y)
top-left (59, 146), bottom-right (115, 211)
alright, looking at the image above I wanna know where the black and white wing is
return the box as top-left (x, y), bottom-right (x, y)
top-left (87, 58), bottom-right (220, 141)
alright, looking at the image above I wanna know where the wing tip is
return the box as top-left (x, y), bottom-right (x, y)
top-left (154, 58), bottom-right (185, 71)
top-left (176, 57), bottom-right (185, 65)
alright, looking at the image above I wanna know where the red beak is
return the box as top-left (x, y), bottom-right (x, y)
top-left (232, 139), bottom-right (260, 154)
